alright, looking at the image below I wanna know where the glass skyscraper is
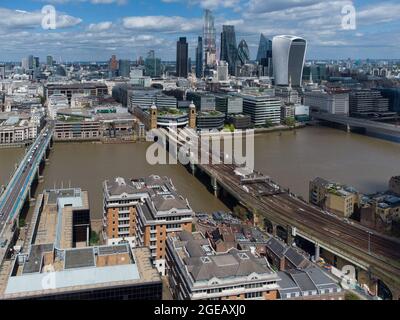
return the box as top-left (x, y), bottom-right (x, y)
top-left (176, 37), bottom-right (189, 78)
top-left (272, 35), bottom-right (307, 87)
top-left (196, 36), bottom-right (203, 78)
top-left (204, 9), bottom-right (217, 68)
top-left (237, 40), bottom-right (250, 66)
top-left (220, 25), bottom-right (238, 76)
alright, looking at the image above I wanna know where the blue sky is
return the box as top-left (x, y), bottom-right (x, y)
top-left (0, 0), bottom-right (399, 61)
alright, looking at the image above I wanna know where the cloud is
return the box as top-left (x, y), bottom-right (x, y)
top-left (87, 21), bottom-right (113, 32)
top-left (36, 0), bottom-right (127, 4)
top-left (0, 7), bottom-right (82, 29)
top-left (123, 15), bottom-right (202, 32)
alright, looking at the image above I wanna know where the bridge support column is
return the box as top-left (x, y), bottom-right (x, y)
top-left (211, 176), bottom-right (218, 197)
top-left (287, 226), bottom-right (294, 245)
top-left (190, 163), bottom-right (196, 176)
top-left (272, 223), bottom-right (277, 237)
top-left (315, 243), bottom-right (320, 262)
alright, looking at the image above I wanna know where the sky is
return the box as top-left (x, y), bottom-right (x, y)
top-left (0, 0), bottom-right (399, 62)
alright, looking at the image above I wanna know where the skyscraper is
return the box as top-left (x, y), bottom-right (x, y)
top-left (256, 34), bottom-right (272, 62)
top-left (118, 59), bottom-right (131, 77)
top-left (237, 40), bottom-right (250, 66)
top-left (257, 34), bottom-right (273, 77)
top-left (272, 35), bottom-right (307, 87)
top-left (204, 9), bottom-right (217, 68)
top-left (196, 36), bottom-right (203, 78)
top-left (220, 25), bottom-right (238, 76)
top-left (109, 55), bottom-right (118, 77)
top-left (145, 50), bottom-right (162, 78)
top-left (176, 37), bottom-right (189, 78)
top-left (46, 55), bottom-right (54, 67)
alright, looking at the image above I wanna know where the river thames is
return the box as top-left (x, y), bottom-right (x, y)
top-left (0, 126), bottom-right (399, 219)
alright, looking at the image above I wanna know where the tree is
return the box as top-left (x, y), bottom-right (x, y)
top-left (264, 119), bottom-right (274, 128)
top-left (89, 231), bottom-right (100, 246)
top-left (284, 117), bottom-right (296, 128)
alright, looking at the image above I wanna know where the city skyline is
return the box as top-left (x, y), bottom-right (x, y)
top-left (0, 0), bottom-right (399, 61)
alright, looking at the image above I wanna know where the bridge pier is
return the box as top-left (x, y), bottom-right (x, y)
top-left (190, 163), bottom-right (196, 176)
top-left (315, 243), bottom-right (321, 262)
top-left (211, 176), bottom-right (219, 197)
top-left (272, 223), bottom-right (277, 237)
top-left (287, 226), bottom-right (294, 245)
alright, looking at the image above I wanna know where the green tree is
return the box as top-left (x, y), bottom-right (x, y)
top-left (89, 231), bottom-right (100, 246)
top-left (264, 119), bottom-right (274, 128)
top-left (284, 117), bottom-right (296, 128)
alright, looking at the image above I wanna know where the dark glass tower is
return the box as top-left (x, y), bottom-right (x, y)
top-left (196, 36), bottom-right (203, 78)
top-left (176, 37), bottom-right (189, 78)
top-left (257, 33), bottom-right (273, 76)
top-left (220, 25), bottom-right (238, 76)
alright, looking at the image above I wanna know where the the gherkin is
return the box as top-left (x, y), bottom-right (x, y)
top-left (237, 40), bottom-right (250, 66)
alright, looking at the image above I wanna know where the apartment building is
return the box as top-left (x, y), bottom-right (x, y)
top-left (0, 188), bottom-right (162, 300)
top-left (103, 175), bottom-right (194, 275)
top-left (166, 231), bottom-right (281, 301)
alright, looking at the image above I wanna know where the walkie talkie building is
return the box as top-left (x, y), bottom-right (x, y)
top-left (272, 35), bottom-right (307, 87)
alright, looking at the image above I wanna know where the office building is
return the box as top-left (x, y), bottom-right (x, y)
top-left (304, 90), bottom-right (350, 115)
top-left (378, 88), bottom-right (400, 114)
top-left (176, 37), bottom-right (189, 78)
top-left (215, 95), bottom-right (243, 115)
top-left (256, 34), bottom-right (273, 77)
top-left (0, 117), bottom-right (38, 145)
top-left (217, 61), bottom-right (229, 81)
top-left (275, 86), bottom-right (300, 105)
top-left (238, 92), bottom-right (282, 126)
top-left (145, 50), bottom-right (162, 78)
top-left (0, 64), bottom-right (5, 79)
top-left (349, 90), bottom-right (389, 116)
top-left (237, 40), bottom-right (250, 66)
top-left (186, 92), bottom-right (216, 112)
top-left (103, 176), bottom-right (194, 275)
top-left (118, 59), bottom-right (131, 77)
top-left (109, 55), bottom-right (118, 75)
top-left (309, 178), bottom-right (359, 218)
top-left (196, 111), bottom-right (226, 130)
top-left (220, 25), bottom-right (238, 76)
top-left (0, 188), bottom-right (162, 300)
top-left (129, 90), bottom-right (177, 111)
top-left (196, 37), bottom-right (203, 78)
top-left (272, 35), bottom-right (307, 87)
top-left (204, 9), bottom-right (217, 68)
top-left (54, 120), bottom-right (101, 141)
top-left (278, 268), bottom-right (343, 300)
top-left (46, 83), bottom-right (108, 105)
top-left (166, 231), bottom-right (281, 300)
top-left (46, 55), bottom-right (54, 67)
top-left (389, 176), bottom-right (400, 196)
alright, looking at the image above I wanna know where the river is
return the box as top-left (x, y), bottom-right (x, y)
top-left (0, 126), bottom-right (399, 219)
